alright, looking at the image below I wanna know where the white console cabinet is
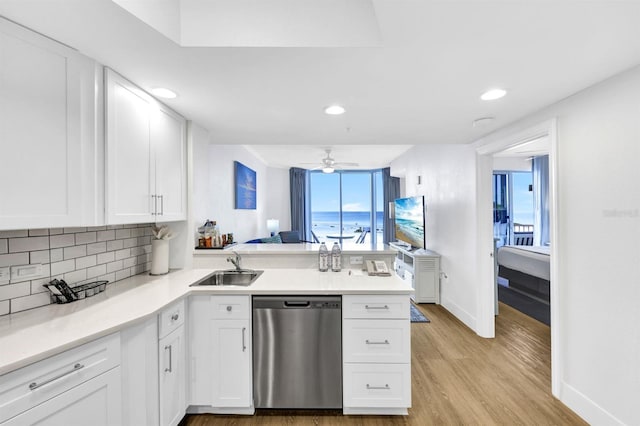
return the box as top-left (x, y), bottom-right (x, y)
top-left (390, 243), bottom-right (441, 304)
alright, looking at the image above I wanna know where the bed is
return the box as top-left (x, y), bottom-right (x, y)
top-left (497, 245), bottom-right (550, 302)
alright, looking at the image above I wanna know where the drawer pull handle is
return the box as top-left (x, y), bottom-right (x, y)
top-left (171, 313), bottom-right (179, 321)
top-left (165, 345), bottom-right (173, 373)
top-left (29, 363), bottom-right (85, 391)
top-left (365, 339), bottom-right (390, 345)
top-left (242, 327), bottom-right (247, 352)
top-left (366, 384), bottom-right (390, 390)
top-left (365, 305), bottom-right (389, 310)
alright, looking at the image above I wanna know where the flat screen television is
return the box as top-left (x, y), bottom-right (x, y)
top-left (394, 196), bottom-right (426, 249)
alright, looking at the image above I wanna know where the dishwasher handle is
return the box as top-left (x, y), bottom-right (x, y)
top-left (284, 300), bottom-right (311, 308)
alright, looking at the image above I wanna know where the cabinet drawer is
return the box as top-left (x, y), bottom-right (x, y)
top-left (211, 295), bottom-right (250, 320)
top-left (343, 363), bottom-right (411, 408)
top-left (0, 333), bottom-right (120, 423)
top-left (342, 295), bottom-right (409, 319)
top-left (343, 319), bottom-right (410, 364)
top-left (158, 299), bottom-right (185, 339)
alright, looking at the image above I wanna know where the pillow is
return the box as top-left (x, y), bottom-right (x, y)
top-left (260, 235), bottom-right (283, 244)
top-left (245, 238), bottom-right (263, 244)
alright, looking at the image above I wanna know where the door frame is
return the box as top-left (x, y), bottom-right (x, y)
top-left (474, 118), bottom-right (560, 397)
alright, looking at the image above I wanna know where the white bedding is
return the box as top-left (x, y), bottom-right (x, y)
top-left (497, 245), bottom-right (550, 281)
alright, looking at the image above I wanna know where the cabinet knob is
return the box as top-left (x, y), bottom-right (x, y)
top-left (226, 305), bottom-right (232, 312)
top-left (171, 313), bottom-right (179, 321)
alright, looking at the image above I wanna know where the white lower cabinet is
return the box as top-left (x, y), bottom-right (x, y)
top-left (0, 334), bottom-right (121, 425)
top-left (158, 300), bottom-right (187, 426)
top-left (342, 295), bottom-right (412, 415)
top-left (188, 295), bottom-right (253, 414)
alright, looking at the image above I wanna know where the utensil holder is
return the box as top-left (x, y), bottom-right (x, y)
top-left (151, 238), bottom-right (170, 275)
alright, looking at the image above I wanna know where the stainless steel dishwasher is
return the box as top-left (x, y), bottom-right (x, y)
top-left (252, 295), bottom-right (342, 409)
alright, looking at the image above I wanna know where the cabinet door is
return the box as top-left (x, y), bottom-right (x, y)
top-left (152, 104), bottom-right (186, 222)
top-left (105, 68), bottom-right (154, 225)
top-left (0, 19), bottom-right (97, 229)
top-left (2, 368), bottom-right (122, 426)
top-left (159, 326), bottom-right (186, 426)
top-left (211, 319), bottom-right (252, 407)
top-left (415, 258), bottom-right (439, 303)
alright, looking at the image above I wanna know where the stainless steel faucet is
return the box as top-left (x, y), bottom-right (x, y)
top-left (227, 251), bottom-right (242, 271)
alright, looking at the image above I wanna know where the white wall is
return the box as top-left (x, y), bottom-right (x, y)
top-left (492, 156), bottom-right (532, 172)
top-left (476, 66), bottom-right (640, 425)
top-left (265, 167), bottom-right (291, 233)
top-left (391, 145), bottom-right (482, 333)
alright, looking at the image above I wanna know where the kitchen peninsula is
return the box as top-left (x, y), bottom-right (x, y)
top-left (0, 266), bottom-right (413, 425)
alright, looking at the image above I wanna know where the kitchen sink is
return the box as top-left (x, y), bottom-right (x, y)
top-left (192, 269), bottom-right (264, 287)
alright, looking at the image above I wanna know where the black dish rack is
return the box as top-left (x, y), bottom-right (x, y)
top-left (43, 279), bottom-right (109, 304)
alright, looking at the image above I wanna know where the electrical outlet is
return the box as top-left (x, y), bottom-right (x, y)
top-left (349, 256), bottom-right (363, 265)
top-left (0, 267), bottom-right (10, 284)
top-left (10, 264), bottom-right (43, 282)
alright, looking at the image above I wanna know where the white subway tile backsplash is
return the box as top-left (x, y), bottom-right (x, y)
top-left (0, 230), bottom-right (28, 238)
top-left (123, 256), bottom-right (137, 269)
top-left (9, 236), bottom-right (49, 253)
top-left (87, 242), bottom-right (107, 255)
top-left (115, 268), bottom-right (131, 281)
top-left (1, 224), bottom-right (153, 316)
top-left (64, 245), bottom-right (87, 260)
top-left (76, 255), bottom-right (97, 270)
top-left (30, 250), bottom-right (50, 264)
top-left (115, 248), bottom-right (130, 260)
top-left (51, 259), bottom-right (76, 276)
top-left (64, 227), bottom-right (87, 233)
top-left (0, 253), bottom-right (29, 268)
top-left (11, 292), bottom-right (50, 313)
top-left (0, 300), bottom-right (9, 316)
top-left (86, 264), bottom-right (107, 279)
top-left (115, 229), bottom-right (131, 239)
top-left (64, 269), bottom-right (87, 284)
top-left (123, 237), bottom-right (137, 248)
top-left (107, 239), bottom-right (124, 251)
top-left (50, 248), bottom-right (63, 262)
top-left (75, 232), bottom-right (97, 245)
top-left (107, 260), bottom-right (124, 273)
top-left (0, 282), bottom-right (31, 301)
top-left (97, 251), bottom-right (115, 265)
top-left (50, 234), bottom-right (75, 249)
top-left (97, 230), bottom-right (115, 242)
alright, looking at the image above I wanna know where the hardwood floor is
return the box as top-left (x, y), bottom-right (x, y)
top-left (180, 303), bottom-right (586, 425)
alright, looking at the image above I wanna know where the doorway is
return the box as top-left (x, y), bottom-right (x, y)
top-left (475, 118), bottom-right (560, 397)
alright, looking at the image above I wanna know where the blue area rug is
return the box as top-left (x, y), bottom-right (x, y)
top-left (410, 303), bottom-right (430, 323)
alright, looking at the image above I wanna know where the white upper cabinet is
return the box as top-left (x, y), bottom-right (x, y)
top-left (105, 69), bottom-right (186, 225)
top-left (0, 18), bottom-right (102, 230)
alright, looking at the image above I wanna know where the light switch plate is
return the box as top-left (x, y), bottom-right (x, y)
top-left (0, 267), bottom-right (10, 284)
top-left (10, 264), bottom-right (43, 282)
top-left (349, 256), bottom-right (364, 265)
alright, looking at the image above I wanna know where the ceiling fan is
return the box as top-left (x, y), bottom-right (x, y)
top-left (301, 149), bottom-right (359, 173)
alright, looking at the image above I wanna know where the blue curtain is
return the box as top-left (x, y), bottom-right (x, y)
top-left (533, 155), bottom-right (550, 246)
top-left (289, 168), bottom-right (310, 241)
top-left (382, 167), bottom-right (400, 244)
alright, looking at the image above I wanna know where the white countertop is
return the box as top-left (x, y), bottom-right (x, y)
top-left (0, 267), bottom-right (412, 375)
top-left (193, 242), bottom-right (397, 255)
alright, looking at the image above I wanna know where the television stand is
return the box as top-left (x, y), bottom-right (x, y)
top-left (390, 242), bottom-right (441, 304)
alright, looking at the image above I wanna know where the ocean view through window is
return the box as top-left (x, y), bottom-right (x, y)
top-left (310, 170), bottom-right (383, 244)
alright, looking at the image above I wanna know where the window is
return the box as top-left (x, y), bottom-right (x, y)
top-left (309, 170), bottom-right (383, 244)
top-left (493, 171), bottom-right (534, 246)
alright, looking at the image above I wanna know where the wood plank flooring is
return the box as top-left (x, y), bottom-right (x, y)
top-left (180, 303), bottom-right (586, 426)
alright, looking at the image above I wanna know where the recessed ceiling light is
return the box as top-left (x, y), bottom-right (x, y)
top-left (324, 105), bottom-right (345, 115)
top-left (480, 88), bottom-right (507, 101)
top-left (151, 87), bottom-right (178, 99)
top-left (472, 117), bottom-right (495, 127)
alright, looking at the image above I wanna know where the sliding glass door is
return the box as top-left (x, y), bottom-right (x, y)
top-left (310, 170), bottom-right (383, 244)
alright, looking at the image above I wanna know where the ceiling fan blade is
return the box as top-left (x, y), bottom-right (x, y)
top-left (334, 162), bottom-right (359, 167)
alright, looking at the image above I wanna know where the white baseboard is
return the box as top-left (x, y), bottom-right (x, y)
top-left (560, 381), bottom-right (625, 425)
top-left (440, 296), bottom-right (477, 333)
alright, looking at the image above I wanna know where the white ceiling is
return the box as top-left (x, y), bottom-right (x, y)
top-left (2, 0), bottom-right (640, 169)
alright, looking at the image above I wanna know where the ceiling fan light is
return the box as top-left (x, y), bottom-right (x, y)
top-left (322, 166), bottom-right (335, 173)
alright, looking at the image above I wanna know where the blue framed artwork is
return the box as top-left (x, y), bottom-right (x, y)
top-left (234, 161), bottom-right (257, 209)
